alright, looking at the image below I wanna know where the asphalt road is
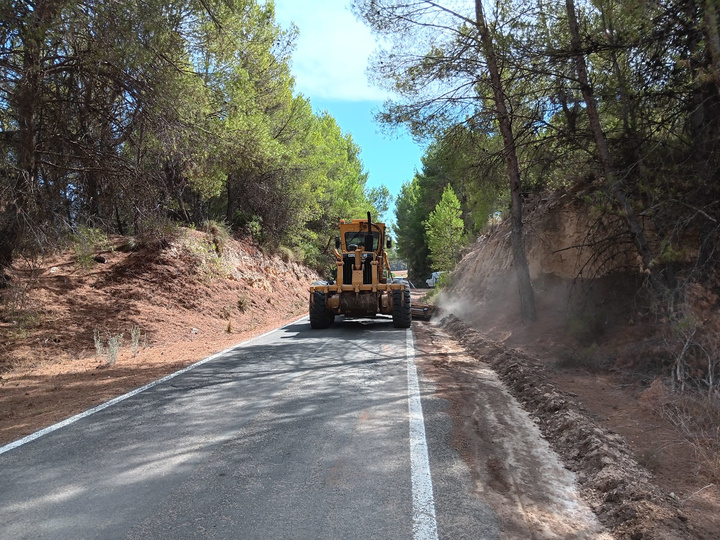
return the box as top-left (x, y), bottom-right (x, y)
top-left (0, 317), bottom-right (498, 539)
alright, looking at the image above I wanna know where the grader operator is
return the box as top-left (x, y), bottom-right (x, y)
top-left (309, 212), bottom-right (411, 329)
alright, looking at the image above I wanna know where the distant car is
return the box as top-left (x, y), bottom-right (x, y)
top-left (426, 271), bottom-right (443, 288)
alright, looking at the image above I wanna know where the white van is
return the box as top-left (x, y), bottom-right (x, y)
top-left (426, 271), bottom-right (443, 288)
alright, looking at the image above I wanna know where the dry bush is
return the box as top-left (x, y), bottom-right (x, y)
top-left (130, 325), bottom-right (142, 356)
top-left (659, 389), bottom-right (720, 482)
top-left (134, 215), bottom-right (182, 250)
top-left (180, 233), bottom-right (232, 279)
top-left (70, 226), bottom-right (112, 269)
top-left (106, 333), bottom-right (124, 366)
top-left (116, 236), bottom-right (140, 253)
top-left (278, 245), bottom-right (297, 264)
top-left (202, 220), bottom-right (230, 254)
top-left (663, 294), bottom-right (720, 394)
top-left (93, 328), bottom-right (104, 358)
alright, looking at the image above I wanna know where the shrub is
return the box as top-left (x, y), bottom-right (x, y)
top-left (278, 245), bottom-right (296, 263)
top-left (182, 235), bottom-right (229, 279)
top-left (117, 236), bottom-right (139, 253)
top-left (231, 211), bottom-right (264, 243)
top-left (93, 328), bottom-right (104, 358)
top-left (202, 220), bottom-right (231, 254)
top-left (135, 216), bottom-right (181, 250)
top-left (660, 390), bottom-right (720, 481)
top-left (130, 325), bottom-right (142, 356)
top-left (106, 332), bottom-right (124, 366)
top-left (71, 226), bottom-right (111, 269)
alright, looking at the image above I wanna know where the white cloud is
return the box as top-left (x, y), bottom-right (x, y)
top-left (272, 0), bottom-right (388, 101)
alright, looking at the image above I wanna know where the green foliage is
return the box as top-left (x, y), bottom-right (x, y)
top-left (358, 0), bottom-right (720, 301)
top-left (394, 179), bottom-right (431, 282)
top-left (393, 126), bottom-right (506, 281)
top-left (0, 0), bottom-right (392, 276)
top-left (424, 185), bottom-right (465, 272)
top-left (5, 0), bottom-right (718, 295)
top-left (106, 333), bottom-right (124, 366)
top-left (71, 227), bottom-right (112, 270)
top-left (247, 217), bottom-right (264, 243)
top-left (130, 326), bottom-right (142, 357)
top-left (368, 186), bottom-right (393, 221)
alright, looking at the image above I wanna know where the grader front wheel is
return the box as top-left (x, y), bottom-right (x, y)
top-left (309, 291), bottom-right (335, 329)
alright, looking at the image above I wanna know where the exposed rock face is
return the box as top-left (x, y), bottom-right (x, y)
top-left (442, 191), bottom-right (645, 343)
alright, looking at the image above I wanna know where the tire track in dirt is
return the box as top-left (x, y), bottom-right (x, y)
top-left (437, 315), bottom-right (698, 539)
top-left (414, 322), bottom-right (610, 539)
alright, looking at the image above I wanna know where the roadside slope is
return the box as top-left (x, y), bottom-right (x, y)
top-left (438, 191), bottom-right (720, 537)
top-left (0, 230), bottom-right (317, 445)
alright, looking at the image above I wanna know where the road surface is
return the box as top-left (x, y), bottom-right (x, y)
top-left (0, 317), bottom-right (606, 539)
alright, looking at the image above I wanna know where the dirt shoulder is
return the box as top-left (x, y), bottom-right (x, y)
top-left (432, 315), bottom-right (714, 539)
top-left (414, 322), bottom-right (611, 539)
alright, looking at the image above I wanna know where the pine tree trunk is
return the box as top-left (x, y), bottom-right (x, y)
top-left (0, 1), bottom-right (58, 274)
top-left (1, 41), bottom-right (39, 275)
top-left (0, 220), bottom-right (20, 274)
top-left (474, 0), bottom-right (536, 323)
top-left (565, 0), bottom-right (666, 295)
top-left (703, 0), bottom-right (720, 99)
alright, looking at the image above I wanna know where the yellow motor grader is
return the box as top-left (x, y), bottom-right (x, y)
top-left (309, 212), bottom-right (411, 329)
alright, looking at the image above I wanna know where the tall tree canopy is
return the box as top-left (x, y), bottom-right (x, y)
top-left (0, 0), bottom-right (387, 273)
top-left (354, 0), bottom-right (538, 320)
top-left (360, 0), bottom-right (720, 319)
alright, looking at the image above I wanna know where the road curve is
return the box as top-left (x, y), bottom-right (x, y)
top-left (0, 317), bottom-right (497, 539)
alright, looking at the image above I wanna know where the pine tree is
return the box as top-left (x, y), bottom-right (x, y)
top-left (424, 185), bottom-right (464, 272)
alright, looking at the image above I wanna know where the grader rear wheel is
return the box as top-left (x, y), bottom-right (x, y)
top-left (392, 286), bottom-right (411, 328)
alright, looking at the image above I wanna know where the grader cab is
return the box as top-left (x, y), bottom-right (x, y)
top-left (309, 212), bottom-right (411, 329)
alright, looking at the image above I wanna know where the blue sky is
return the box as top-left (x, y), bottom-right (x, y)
top-left (272, 0), bottom-right (426, 221)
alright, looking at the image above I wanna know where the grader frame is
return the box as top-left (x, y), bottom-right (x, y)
top-left (309, 213), bottom-right (411, 329)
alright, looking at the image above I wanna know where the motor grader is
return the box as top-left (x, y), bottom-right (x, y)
top-left (309, 213), bottom-right (411, 329)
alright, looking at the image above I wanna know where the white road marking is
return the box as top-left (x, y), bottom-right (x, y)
top-left (0, 316), bottom-right (310, 456)
top-left (406, 327), bottom-right (439, 540)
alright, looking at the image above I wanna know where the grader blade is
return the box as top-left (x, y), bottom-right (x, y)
top-left (411, 303), bottom-right (436, 320)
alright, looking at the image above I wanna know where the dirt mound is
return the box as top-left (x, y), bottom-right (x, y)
top-left (0, 230), bottom-right (317, 445)
top-left (441, 315), bottom-right (697, 539)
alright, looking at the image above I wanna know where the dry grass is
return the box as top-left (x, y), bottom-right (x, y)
top-left (659, 390), bottom-right (720, 482)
